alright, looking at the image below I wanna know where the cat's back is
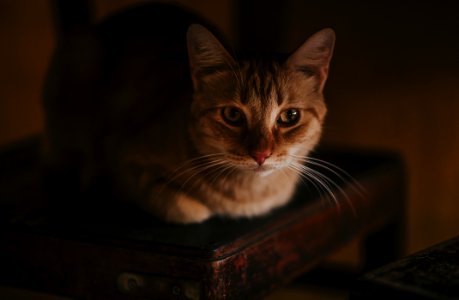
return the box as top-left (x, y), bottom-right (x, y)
top-left (43, 3), bottom-right (205, 180)
top-left (44, 3), bottom-right (202, 124)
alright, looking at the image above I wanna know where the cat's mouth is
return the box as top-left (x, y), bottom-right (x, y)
top-left (253, 165), bottom-right (275, 176)
top-left (225, 154), bottom-right (284, 175)
top-left (254, 164), bottom-right (272, 172)
top-left (245, 161), bottom-right (284, 177)
top-left (228, 161), bottom-right (277, 175)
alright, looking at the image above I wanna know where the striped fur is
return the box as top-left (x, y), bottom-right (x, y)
top-left (128, 25), bottom-right (336, 223)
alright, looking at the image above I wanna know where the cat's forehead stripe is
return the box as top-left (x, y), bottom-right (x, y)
top-left (240, 60), bottom-right (284, 106)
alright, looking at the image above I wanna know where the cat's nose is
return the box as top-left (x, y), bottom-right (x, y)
top-left (251, 151), bottom-right (271, 166)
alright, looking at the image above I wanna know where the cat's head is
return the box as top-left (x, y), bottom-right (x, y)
top-left (187, 25), bottom-right (335, 175)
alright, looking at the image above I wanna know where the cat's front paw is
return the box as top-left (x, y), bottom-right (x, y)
top-left (166, 195), bottom-right (212, 224)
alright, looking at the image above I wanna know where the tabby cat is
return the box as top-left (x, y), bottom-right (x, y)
top-left (43, 4), bottom-right (335, 223)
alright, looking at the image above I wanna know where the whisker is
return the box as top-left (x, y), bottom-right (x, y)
top-left (288, 164), bottom-right (330, 205)
top-left (303, 164), bottom-right (356, 214)
top-left (207, 164), bottom-right (236, 188)
top-left (214, 164), bottom-right (239, 188)
top-left (157, 157), bottom-right (227, 198)
top-left (286, 165), bottom-right (318, 196)
top-left (289, 154), bottom-right (367, 199)
top-left (297, 164), bottom-right (341, 210)
top-left (165, 154), bottom-right (226, 186)
top-left (305, 156), bottom-right (367, 197)
top-left (174, 159), bottom-right (228, 195)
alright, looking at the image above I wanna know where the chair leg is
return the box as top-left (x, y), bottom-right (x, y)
top-left (363, 213), bottom-right (405, 272)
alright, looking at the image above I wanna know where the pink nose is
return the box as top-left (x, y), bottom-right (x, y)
top-left (251, 151), bottom-right (271, 166)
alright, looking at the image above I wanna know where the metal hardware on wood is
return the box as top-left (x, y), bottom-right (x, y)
top-left (172, 284), bottom-right (182, 296)
top-left (117, 272), bottom-right (145, 294)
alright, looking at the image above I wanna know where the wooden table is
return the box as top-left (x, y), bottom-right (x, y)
top-left (0, 138), bottom-right (405, 299)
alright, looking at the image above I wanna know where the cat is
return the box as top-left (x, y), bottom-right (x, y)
top-left (43, 4), bottom-right (335, 223)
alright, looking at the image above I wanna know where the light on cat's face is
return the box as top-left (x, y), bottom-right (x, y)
top-left (191, 81), bottom-right (325, 175)
top-left (187, 24), bottom-right (335, 175)
top-left (218, 103), bottom-right (312, 172)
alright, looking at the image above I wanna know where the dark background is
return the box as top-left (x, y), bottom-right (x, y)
top-left (1, 0), bottom-right (459, 260)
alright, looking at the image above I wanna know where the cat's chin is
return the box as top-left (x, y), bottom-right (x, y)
top-left (248, 165), bottom-right (278, 177)
top-left (255, 168), bottom-right (275, 177)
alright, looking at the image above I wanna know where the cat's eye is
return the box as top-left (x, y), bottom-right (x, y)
top-left (221, 107), bottom-right (244, 126)
top-left (277, 108), bottom-right (300, 127)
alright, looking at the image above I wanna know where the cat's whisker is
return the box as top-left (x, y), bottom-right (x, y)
top-left (212, 164), bottom-right (238, 189)
top-left (306, 157), bottom-right (366, 197)
top-left (306, 157), bottom-right (367, 197)
top-left (158, 157), bottom-right (227, 198)
top-left (201, 163), bottom-right (239, 196)
top-left (302, 170), bottom-right (340, 210)
top-left (302, 164), bottom-right (356, 214)
top-left (165, 154), bottom-right (226, 186)
top-left (287, 164), bottom-right (331, 206)
top-left (174, 153), bottom-right (227, 170)
top-left (289, 161), bottom-right (341, 209)
top-left (286, 165), bottom-right (325, 201)
top-left (290, 154), bottom-right (352, 178)
top-left (289, 154), bottom-right (367, 200)
top-left (173, 159), bottom-right (229, 194)
top-left (206, 164), bottom-right (235, 189)
top-left (286, 164), bottom-right (312, 191)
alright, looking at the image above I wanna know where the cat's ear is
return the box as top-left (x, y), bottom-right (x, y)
top-left (286, 28), bottom-right (335, 92)
top-left (187, 24), bottom-right (236, 89)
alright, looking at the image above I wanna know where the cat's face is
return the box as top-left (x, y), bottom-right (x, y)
top-left (187, 25), bottom-right (334, 175)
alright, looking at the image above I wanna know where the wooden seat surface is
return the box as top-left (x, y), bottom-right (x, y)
top-left (0, 138), bottom-right (405, 299)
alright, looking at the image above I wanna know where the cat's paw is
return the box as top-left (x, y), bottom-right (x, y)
top-left (166, 195), bottom-right (212, 224)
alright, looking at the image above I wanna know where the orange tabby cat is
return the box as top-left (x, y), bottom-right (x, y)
top-left (43, 4), bottom-right (335, 223)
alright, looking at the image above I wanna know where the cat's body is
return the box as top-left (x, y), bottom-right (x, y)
top-left (43, 4), bottom-right (335, 223)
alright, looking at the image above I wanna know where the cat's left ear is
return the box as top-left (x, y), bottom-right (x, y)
top-left (286, 28), bottom-right (335, 92)
top-left (187, 24), bottom-right (236, 90)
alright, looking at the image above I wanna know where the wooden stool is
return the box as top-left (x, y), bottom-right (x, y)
top-left (0, 138), bottom-right (405, 299)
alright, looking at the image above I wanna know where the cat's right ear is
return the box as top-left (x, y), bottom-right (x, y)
top-left (187, 24), bottom-right (236, 90)
top-left (286, 28), bottom-right (335, 92)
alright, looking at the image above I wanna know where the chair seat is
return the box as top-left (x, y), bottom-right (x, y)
top-left (0, 138), bottom-right (405, 299)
